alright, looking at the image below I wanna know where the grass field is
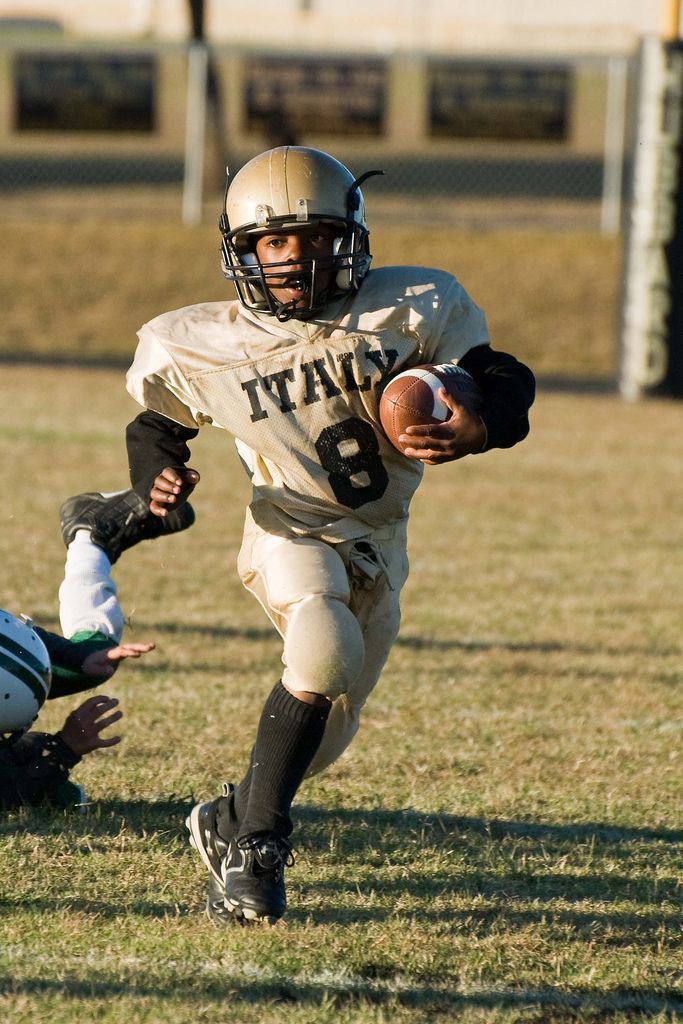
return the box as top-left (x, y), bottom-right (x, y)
top-left (0, 360), bottom-right (681, 1023)
top-left (0, 220), bottom-right (620, 381)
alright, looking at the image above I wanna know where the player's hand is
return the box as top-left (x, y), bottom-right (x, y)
top-left (400, 388), bottom-right (487, 464)
top-left (57, 695), bottom-right (123, 757)
top-left (81, 642), bottom-right (156, 682)
top-left (149, 467), bottom-right (200, 516)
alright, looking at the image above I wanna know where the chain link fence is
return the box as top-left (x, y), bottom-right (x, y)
top-left (0, 40), bottom-right (635, 232)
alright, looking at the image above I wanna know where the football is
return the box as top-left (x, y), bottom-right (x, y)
top-left (378, 363), bottom-right (482, 454)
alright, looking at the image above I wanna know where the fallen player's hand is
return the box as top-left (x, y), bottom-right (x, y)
top-left (58, 694), bottom-right (123, 757)
top-left (81, 641), bottom-right (155, 682)
top-left (149, 467), bottom-right (200, 517)
top-left (400, 387), bottom-right (487, 464)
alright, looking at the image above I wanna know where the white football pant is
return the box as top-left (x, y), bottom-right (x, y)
top-left (237, 509), bottom-right (409, 776)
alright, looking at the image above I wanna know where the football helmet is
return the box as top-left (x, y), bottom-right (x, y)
top-left (219, 146), bottom-right (383, 320)
top-left (0, 610), bottom-right (51, 744)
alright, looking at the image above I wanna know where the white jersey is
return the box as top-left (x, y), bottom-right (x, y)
top-left (126, 265), bottom-right (489, 542)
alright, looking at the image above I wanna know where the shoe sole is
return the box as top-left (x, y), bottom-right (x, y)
top-left (206, 876), bottom-right (248, 927)
top-left (206, 901), bottom-right (248, 927)
top-left (228, 901), bottom-right (281, 925)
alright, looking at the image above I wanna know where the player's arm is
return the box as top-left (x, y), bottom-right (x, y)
top-left (458, 344), bottom-right (536, 451)
top-left (35, 626), bottom-right (155, 698)
top-left (35, 625), bottom-right (85, 677)
top-left (413, 277), bottom-right (534, 457)
top-left (126, 410), bottom-right (200, 516)
top-left (79, 643), bottom-right (155, 683)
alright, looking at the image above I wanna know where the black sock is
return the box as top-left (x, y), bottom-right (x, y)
top-left (214, 782), bottom-right (241, 843)
top-left (231, 680), bottom-right (330, 840)
top-left (232, 749), bottom-right (254, 824)
top-left (213, 749), bottom-right (256, 842)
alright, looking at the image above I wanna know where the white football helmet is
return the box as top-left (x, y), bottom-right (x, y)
top-left (0, 610), bottom-right (51, 743)
top-left (219, 146), bottom-right (383, 320)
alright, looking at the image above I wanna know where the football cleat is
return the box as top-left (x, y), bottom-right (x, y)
top-left (224, 832), bottom-right (294, 924)
top-left (186, 786), bottom-right (246, 925)
top-left (60, 489), bottom-right (195, 564)
top-left (186, 792), bottom-right (231, 889)
top-left (205, 874), bottom-right (247, 927)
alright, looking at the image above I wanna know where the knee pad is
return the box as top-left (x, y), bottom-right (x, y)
top-left (282, 595), bottom-right (364, 700)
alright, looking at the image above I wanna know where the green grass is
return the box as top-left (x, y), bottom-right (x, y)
top-left (0, 365), bottom-right (681, 1023)
top-left (0, 220), bottom-right (620, 380)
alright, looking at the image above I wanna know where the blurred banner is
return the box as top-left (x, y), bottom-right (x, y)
top-left (244, 55), bottom-right (386, 138)
top-left (427, 61), bottom-right (570, 141)
top-left (15, 52), bottom-right (156, 132)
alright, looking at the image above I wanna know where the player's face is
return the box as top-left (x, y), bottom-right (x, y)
top-left (254, 225), bottom-right (338, 310)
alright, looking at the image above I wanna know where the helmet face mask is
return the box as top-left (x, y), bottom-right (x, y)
top-left (0, 611), bottom-right (51, 745)
top-left (220, 147), bottom-right (382, 321)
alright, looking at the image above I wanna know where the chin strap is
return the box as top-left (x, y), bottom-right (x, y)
top-left (274, 300), bottom-right (300, 322)
top-left (273, 281), bottom-right (341, 322)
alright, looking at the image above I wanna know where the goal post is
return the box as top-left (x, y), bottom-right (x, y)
top-left (664, 0), bottom-right (683, 40)
top-left (618, 9), bottom-right (683, 398)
